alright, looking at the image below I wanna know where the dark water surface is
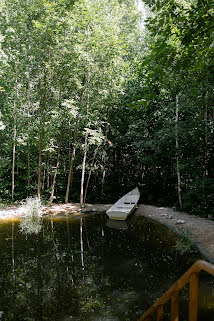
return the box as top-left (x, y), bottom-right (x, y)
top-left (0, 212), bottom-right (213, 321)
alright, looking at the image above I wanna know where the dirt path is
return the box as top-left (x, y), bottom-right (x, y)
top-left (0, 202), bottom-right (214, 263)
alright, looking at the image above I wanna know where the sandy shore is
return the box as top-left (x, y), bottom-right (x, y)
top-left (0, 203), bottom-right (111, 219)
top-left (0, 202), bottom-right (214, 263)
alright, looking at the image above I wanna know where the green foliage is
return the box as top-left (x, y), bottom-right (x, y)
top-left (175, 230), bottom-right (194, 255)
top-left (0, 0), bottom-right (213, 216)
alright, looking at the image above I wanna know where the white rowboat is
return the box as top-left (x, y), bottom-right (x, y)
top-left (106, 187), bottom-right (140, 221)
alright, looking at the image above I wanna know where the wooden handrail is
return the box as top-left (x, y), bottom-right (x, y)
top-left (137, 260), bottom-right (214, 321)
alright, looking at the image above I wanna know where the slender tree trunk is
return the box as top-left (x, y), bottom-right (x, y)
top-left (42, 162), bottom-right (46, 190)
top-left (27, 72), bottom-right (31, 194)
top-left (80, 132), bottom-right (88, 207)
top-left (27, 147), bottom-right (30, 194)
top-left (175, 94), bottom-right (182, 208)
top-left (12, 134), bottom-right (16, 201)
top-left (84, 147), bottom-right (98, 204)
top-left (79, 69), bottom-right (90, 207)
top-left (68, 140), bottom-right (71, 162)
top-left (38, 132), bottom-right (43, 200)
top-left (94, 169), bottom-right (97, 199)
top-left (37, 74), bottom-right (47, 200)
top-left (49, 129), bottom-right (63, 205)
top-left (101, 164), bottom-right (106, 200)
top-left (100, 147), bottom-right (107, 200)
top-left (65, 82), bottom-right (88, 204)
top-left (65, 123), bottom-right (78, 203)
top-left (12, 65), bottom-right (18, 201)
top-left (100, 124), bottom-right (110, 200)
top-left (47, 151), bottom-right (50, 189)
top-left (50, 155), bottom-right (53, 188)
top-left (42, 151), bottom-right (47, 191)
top-left (141, 165), bottom-right (146, 183)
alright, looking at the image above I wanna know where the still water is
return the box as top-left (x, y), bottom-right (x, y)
top-left (0, 212), bottom-right (213, 321)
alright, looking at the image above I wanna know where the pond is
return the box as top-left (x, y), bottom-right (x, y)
top-left (0, 212), bottom-right (213, 321)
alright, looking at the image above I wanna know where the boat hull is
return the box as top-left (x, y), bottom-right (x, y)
top-left (106, 187), bottom-right (140, 221)
top-left (106, 205), bottom-right (137, 220)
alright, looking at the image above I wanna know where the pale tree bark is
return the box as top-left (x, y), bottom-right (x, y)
top-left (83, 147), bottom-right (98, 204)
top-left (12, 65), bottom-right (18, 201)
top-left (100, 124), bottom-right (110, 200)
top-left (65, 123), bottom-right (78, 203)
top-left (27, 147), bottom-right (30, 194)
top-left (42, 152), bottom-right (46, 191)
top-left (46, 151), bottom-right (50, 189)
top-left (94, 168), bottom-right (97, 199)
top-left (48, 129), bottom-right (63, 205)
top-left (27, 71), bottom-right (31, 194)
top-left (100, 157), bottom-right (106, 200)
top-left (80, 131), bottom-right (88, 207)
top-left (37, 132), bottom-right (43, 200)
top-left (175, 94), bottom-right (182, 208)
top-left (65, 83), bottom-right (87, 204)
top-left (37, 74), bottom-right (47, 200)
top-left (79, 70), bottom-right (90, 207)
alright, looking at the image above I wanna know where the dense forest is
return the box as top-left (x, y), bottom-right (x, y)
top-left (0, 0), bottom-right (213, 216)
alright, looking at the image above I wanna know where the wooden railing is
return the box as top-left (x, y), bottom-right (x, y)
top-left (137, 260), bottom-right (214, 321)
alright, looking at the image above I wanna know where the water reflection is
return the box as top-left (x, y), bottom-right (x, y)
top-left (0, 213), bottom-right (213, 321)
top-left (106, 219), bottom-right (128, 230)
top-left (19, 216), bottom-right (42, 234)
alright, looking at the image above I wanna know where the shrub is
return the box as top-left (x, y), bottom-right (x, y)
top-left (19, 197), bottom-right (42, 234)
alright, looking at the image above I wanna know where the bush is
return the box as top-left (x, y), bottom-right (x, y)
top-left (21, 196), bottom-right (41, 218)
top-left (19, 197), bottom-right (42, 234)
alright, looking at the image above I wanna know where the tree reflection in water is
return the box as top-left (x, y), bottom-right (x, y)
top-left (0, 212), bottom-right (213, 321)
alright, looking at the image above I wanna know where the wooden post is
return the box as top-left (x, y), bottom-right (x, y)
top-left (171, 291), bottom-right (179, 321)
top-left (157, 305), bottom-right (164, 321)
top-left (188, 273), bottom-right (198, 321)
